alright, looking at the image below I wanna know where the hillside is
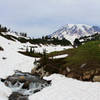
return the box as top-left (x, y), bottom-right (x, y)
top-left (64, 40), bottom-right (100, 71)
top-left (35, 40), bottom-right (100, 81)
top-left (0, 30), bottom-right (72, 78)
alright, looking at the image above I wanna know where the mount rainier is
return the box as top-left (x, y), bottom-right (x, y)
top-left (50, 24), bottom-right (100, 43)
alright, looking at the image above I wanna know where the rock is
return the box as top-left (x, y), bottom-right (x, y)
top-left (2, 57), bottom-right (7, 60)
top-left (82, 74), bottom-right (91, 81)
top-left (0, 78), bottom-right (5, 82)
top-left (93, 76), bottom-right (100, 82)
top-left (66, 67), bottom-right (71, 72)
top-left (61, 70), bottom-right (67, 76)
top-left (2, 70), bottom-right (51, 95)
top-left (19, 76), bottom-right (25, 80)
top-left (0, 46), bottom-right (4, 51)
top-left (22, 81), bottom-right (30, 89)
top-left (31, 67), bottom-right (37, 74)
top-left (82, 70), bottom-right (95, 81)
top-left (31, 67), bottom-right (50, 78)
top-left (9, 92), bottom-right (28, 100)
top-left (34, 89), bottom-right (40, 93)
top-left (80, 63), bottom-right (86, 68)
top-left (18, 76), bottom-right (26, 83)
top-left (67, 72), bottom-right (81, 80)
top-left (67, 72), bottom-right (74, 78)
top-left (47, 80), bottom-right (51, 84)
top-left (95, 68), bottom-right (100, 75)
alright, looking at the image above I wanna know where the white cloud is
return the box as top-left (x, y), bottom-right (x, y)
top-left (0, 0), bottom-right (100, 37)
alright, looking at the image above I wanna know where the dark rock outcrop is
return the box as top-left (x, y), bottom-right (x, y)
top-left (9, 92), bottom-right (28, 100)
top-left (93, 76), bottom-right (100, 82)
top-left (0, 46), bottom-right (4, 51)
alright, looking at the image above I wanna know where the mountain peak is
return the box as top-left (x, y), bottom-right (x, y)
top-left (65, 24), bottom-right (91, 27)
top-left (50, 24), bottom-right (100, 43)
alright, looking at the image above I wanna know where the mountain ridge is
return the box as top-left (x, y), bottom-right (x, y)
top-left (50, 24), bottom-right (100, 43)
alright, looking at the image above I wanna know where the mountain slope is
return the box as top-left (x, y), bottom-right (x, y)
top-left (0, 34), bottom-right (34, 78)
top-left (50, 24), bottom-right (100, 43)
top-left (0, 31), bottom-right (72, 78)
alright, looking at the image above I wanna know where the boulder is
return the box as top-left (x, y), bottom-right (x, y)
top-left (82, 74), bottom-right (91, 81)
top-left (9, 92), bottom-right (28, 100)
top-left (18, 76), bottom-right (26, 82)
top-left (82, 70), bottom-right (96, 81)
top-left (67, 72), bottom-right (81, 80)
top-left (22, 81), bottom-right (30, 89)
top-left (2, 70), bottom-right (51, 95)
top-left (19, 76), bottom-right (25, 80)
top-left (0, 46), bottom-right (4, 51)
top-left (2, 57), bottom-right (7, 60)
top-left (93, 76), bottom-right (100, 82)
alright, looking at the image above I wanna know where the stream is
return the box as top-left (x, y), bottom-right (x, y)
top-left (0, 70), bottom-right (51, 100)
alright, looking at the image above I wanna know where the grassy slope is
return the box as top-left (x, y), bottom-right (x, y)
top-left (49, 40), bottom-right (100, 71)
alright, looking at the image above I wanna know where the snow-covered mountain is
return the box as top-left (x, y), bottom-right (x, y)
top-left (50, 24), bottom-right (100, 43)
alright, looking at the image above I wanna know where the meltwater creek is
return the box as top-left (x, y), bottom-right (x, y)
top-left (0, 70), bottom-right (51, 100)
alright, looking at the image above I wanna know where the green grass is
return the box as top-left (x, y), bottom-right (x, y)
top-left (48, 40), bottom-right (100, 72)
top-left (48, 48), bottom-right (74, 57)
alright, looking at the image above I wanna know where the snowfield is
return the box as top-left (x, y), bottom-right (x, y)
top-left (0, 82), bottom-right (12, 100)
top-left (0, 36), bottom-right (34, 78)
top-left (0, 33), bottom-right (72, 78)
top-left (34, 44), bottom-right (72, 53)
top-left (29, 74), bottom-right (100, 100)
top-left (50, 54), bottom-right (68, 59)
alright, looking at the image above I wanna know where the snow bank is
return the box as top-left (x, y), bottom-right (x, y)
top-left (52, 54), bottom-right (68, 59)
top-left (0, 35), bottom-right (72, 78)
top-left (29, 74), bottom-right (100, 100)
top-left (0, 81), bottom-right (12, 100)
top-left (34, 45), bottom-right (72, 53)
top-left (0, 36), bottom-right (34, 78)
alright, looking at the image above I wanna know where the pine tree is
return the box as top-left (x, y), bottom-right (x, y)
top-left (26, 46), bottom-right (29, 52)
top-left (74, 38), bottom-right (81, 48)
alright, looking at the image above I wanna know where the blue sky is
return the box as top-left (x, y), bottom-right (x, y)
top-left (0, 0), bottom-right (100, 37)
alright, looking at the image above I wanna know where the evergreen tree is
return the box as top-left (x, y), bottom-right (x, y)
top-left (26, 46), bottom-right (29, 52)
top-left (30, 47), bottom-right (33, 53)
top-left (74, 38), bottom-right (81, 48)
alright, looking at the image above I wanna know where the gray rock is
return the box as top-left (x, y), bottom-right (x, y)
top-left (93, 76), bottom-right (100, 82)
top-left (9, 92), bottom-right (28, 100)
top-left (2, 70), bottom-right (51, 95)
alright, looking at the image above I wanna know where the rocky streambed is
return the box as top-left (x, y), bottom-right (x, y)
top-left (0, 70), bottom-right (51, 100)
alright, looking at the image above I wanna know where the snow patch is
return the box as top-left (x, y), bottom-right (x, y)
top-left (29, 74), bottom-right (100, 100)
top-left (52, 54), bottom-right (68, 59)
top-left (0, 81), bottom-right (12, 100)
